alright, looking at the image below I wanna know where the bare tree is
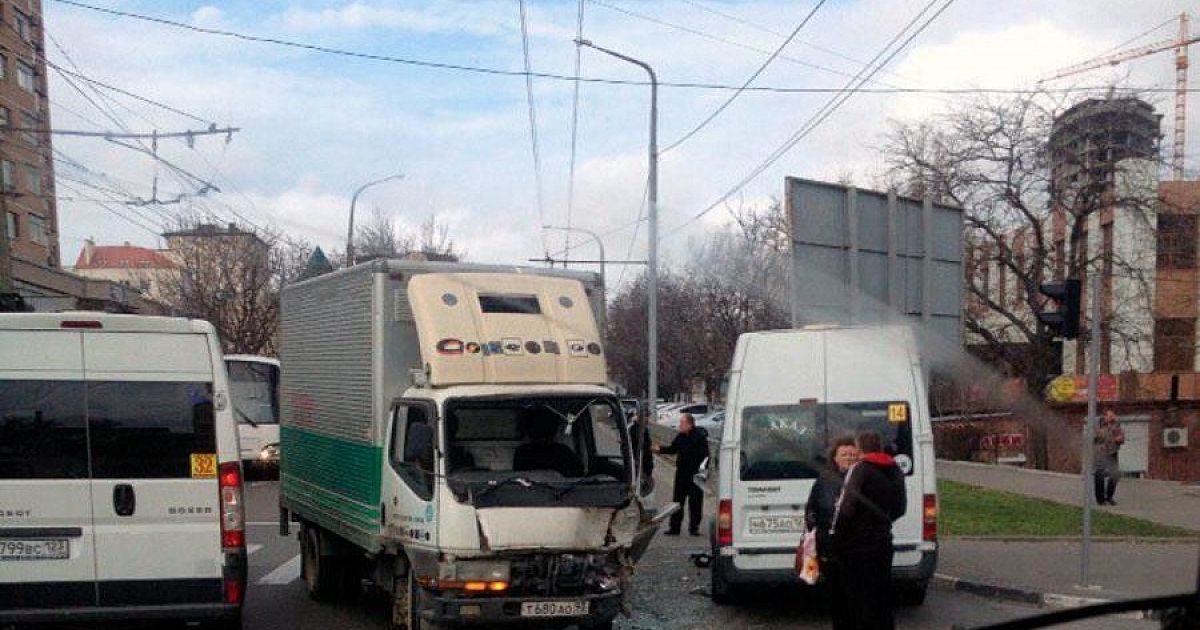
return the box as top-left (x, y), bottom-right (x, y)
top-left (158, 220), bottom-right (312, 356)
top-left (884, 91), bottom-right (1163, 388)
top-left (884, 91), bottom-right (1166, 468)
top-left (352, 209), bottom-right (463, 263)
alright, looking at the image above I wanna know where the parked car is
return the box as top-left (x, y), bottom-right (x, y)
top-left (694, 409), bottom-right (725, 436)
top-left (658, 402), bottom-right (714, 429)
top-left (0, 312), bottom-right (246, 628)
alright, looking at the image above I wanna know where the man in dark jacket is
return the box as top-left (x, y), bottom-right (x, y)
top-left (654, 413), bottom-right (709, 535)
top-left (831, 430), bottom-right (906, 630)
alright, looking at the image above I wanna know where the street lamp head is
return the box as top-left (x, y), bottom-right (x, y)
top-left (575, 38), bottom-right (593, 48)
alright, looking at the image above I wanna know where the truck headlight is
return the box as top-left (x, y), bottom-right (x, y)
top-left (449, 560), bottom-right (510, 582)
top-left (259, 443), bottom-right (280, 462)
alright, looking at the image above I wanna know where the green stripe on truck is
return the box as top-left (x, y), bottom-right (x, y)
top-left (280, 426), bottom-right (383, 549)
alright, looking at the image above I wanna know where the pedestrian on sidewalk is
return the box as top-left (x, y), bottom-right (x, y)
top-left (1093, 409), bottom-right (1125, 506)
top-left (831, 430), bottom-right (907, 630)
top-left (629, 406), bottom-right (656, 495)
top-left (805, 435), bottom-right (859, 630)
top-left (653, 413), bottom-right (709, 536)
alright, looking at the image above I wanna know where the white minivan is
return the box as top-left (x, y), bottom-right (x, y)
top-left (224, 355), bottom-right (280, 476)
top-left (0, 312), bottom-right (246, 627)
top-left (710, 325), bottom-right (937, 605)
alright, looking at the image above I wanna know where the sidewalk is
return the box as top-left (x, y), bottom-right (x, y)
top-left (938, 459), bottom-right (1200, 531)
top-left (935, 459), bottom-right (1200, 610)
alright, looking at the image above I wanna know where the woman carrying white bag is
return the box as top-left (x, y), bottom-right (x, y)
top-left (801, 436), bottom-right (860, 629)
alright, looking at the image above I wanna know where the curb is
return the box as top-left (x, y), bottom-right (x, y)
top-left (932, 573), bottom-right (1153, 620)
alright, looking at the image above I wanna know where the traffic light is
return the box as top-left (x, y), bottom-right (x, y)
top-left (1037, 279), bottom-right (1081, 339)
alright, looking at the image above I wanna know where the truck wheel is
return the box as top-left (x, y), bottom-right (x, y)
top-left (391, 571), bottom-right (445, 630)
top-left (710, 559), bottom-right (734, 605)
top-left (301, 525), bottom-right (341, 602)
top-left (895, 580), bottom-right (928, 606)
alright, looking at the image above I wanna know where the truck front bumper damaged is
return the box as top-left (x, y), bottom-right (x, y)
top-left (417, 590), bottom-right (621, 627)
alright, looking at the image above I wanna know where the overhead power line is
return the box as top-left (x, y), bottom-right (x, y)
top-left (672, 0), bottom-right (957, 234)
top-left (565, 0), bottom-right (586, 262)
top-left (47, 62), bottom-right (216, 126)
top-left (661, 0), bottom-right (829, 153)
top-left (516, 0), bottom-right (547, 254)
top-left (54, 0), bottom-right (1171, 96)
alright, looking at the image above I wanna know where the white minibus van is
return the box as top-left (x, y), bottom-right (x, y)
top-left (711, 325), bottom-right (937, 605)
top-left (224, 355), bottom-right (280, 476)
top-left (0, 312), bottom-right (246, 628)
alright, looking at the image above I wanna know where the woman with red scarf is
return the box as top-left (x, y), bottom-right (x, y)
top-left (831, 431), bottom-right (907, 630)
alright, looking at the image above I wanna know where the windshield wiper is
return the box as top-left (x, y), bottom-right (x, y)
top-left (234, 406), bottom-right (258, 428)
top-left (472, 476), bottom-right (557, 502)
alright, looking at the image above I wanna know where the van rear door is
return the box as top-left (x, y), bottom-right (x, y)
top-left (731, 333), bottom-right (825, 563)
top-left (83, 332), bottom-right (224, 606)
top-left (0, 330), bottom-right (98, 609)
top-left (823, 328), bottom-right (922, 559)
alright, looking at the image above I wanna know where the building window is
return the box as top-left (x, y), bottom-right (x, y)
top-left (24, 164), bottom-right (40, 196)
top-left (0, 106), bottom-right (8, 132)
top-left (0, 54), bottom-right (6, 80)
top-left (1156, 214), bottom-right (1197, 270)
top-left (26, 213), bottom-right (47, 246)
top-left (5, 212), bottom-right (17, 240)
top-left (1, 161), bottom-right (14, 192)
top-left (1154, 318), bottom-right (1196, 372)
top-left (20, 111), bottom-right (36, 146)
top-left (13, 10), bottom-right (32, 43)
top-left (16, 60), bottom-right (35, 93)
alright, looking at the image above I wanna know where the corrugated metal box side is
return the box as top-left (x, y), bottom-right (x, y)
top-left (279, 265), bottom-right (383, 551)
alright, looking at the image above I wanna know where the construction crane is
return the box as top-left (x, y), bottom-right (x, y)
top-left (1041, 13), bottom-right (1200, 180)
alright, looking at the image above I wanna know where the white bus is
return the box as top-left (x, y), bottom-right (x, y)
top-left (224, 355), bottom-right (280, 477)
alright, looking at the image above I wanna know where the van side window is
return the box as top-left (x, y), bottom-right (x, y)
top-left (390, 404), bottom-right (435, 500)
top-left (0, 380), bottom-right (88, 479)
top-left (87, 381), bottom-right (217, 479)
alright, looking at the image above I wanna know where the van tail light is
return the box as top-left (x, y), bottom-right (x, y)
top-left (219, 462), bottom-right (245, 550)
top-left (717, 499), bottom-right (733, 546)
top-left (922, 494), bottom-right (938, 542)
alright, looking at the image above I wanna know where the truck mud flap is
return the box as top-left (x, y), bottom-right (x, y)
top-left (629, 502), bottom-right (680, 562)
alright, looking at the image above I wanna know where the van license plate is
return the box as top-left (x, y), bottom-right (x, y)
top-left (0, 539), bottom-right (69, 561)
top-left (748, 515), bottom-right (804, 535)
top-left (520, 600), bottom-right (589, 617)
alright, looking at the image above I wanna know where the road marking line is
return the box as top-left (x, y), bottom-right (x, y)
top-left (258, 554), bottom-right (302, 585)
top-left (247, 544), bottom-right (263, 555)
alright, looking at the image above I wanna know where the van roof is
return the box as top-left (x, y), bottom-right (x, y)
top-left (744, 323), bottom-right (916, 335)
top-left (0, 312), bottom-right (214, 335)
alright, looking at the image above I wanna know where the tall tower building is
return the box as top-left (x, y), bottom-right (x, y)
top-left (0, 0), bottom-right (57, 279)
top-left (1049, 97), bottom-right (1161, 197)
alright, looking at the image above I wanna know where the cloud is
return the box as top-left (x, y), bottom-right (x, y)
top-left (278, 2), bottom-right (505, 37)
top-left (190, 6), bottom-right (223, 28)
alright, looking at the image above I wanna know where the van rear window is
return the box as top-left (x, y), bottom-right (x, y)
top-left (478, 294), bottom-right (541, 314)
top-left (87, 381), bottom-right (217, 479)
top-left (0, 381), bottom-right (88, 479)
top-left (740, 401), bottom-right (914, 481)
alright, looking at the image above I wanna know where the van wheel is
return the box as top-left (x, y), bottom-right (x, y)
top-left (896, 580), bottom-right (928, 606)
top-left (710, 559), bottom-right (735, 605)
top-left (301, 525), bottom-right (341, 602)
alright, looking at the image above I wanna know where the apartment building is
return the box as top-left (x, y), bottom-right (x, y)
top-left (0, 0), bottom-right (56, 269)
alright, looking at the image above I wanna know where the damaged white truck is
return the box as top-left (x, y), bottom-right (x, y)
top-left (278, 260), bottom-right (665, 629)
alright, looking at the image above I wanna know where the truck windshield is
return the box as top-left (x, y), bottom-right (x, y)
top-left (226, 360), bottom-right (280, 425)
top-left (444, 396), bottom-right (631, 507)
top-left (740, 401), bottom-right (914, 481)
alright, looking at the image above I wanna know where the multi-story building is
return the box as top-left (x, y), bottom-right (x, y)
top-left (71, 239), bottom-right (180, 302)
top-left (0, 0), bottom-right (57, 271)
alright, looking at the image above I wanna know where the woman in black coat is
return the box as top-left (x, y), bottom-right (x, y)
top-left (805, 435), bottom-right (859, 630)
top-left (831, 430), bottom-right (907, 630)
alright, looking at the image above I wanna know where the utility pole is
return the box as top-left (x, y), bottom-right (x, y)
top-left (578, 39), bottom-right (658, 412)
top-left (1080, 271), bottom-right (1102, 587)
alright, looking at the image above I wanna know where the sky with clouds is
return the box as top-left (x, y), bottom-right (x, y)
top-left (43, 0), bottom-right (1198, 291)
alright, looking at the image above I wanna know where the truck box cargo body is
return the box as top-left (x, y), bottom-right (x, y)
top-left (278, 260), bottom-right (656, 629)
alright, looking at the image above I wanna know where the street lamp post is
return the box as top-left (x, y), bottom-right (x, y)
top-left (346, 173), bottom-right (405, 266)
top-left (544, 225), bottom-right (607, 330)
top-left (577, 39), bottom-right (658, 414)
